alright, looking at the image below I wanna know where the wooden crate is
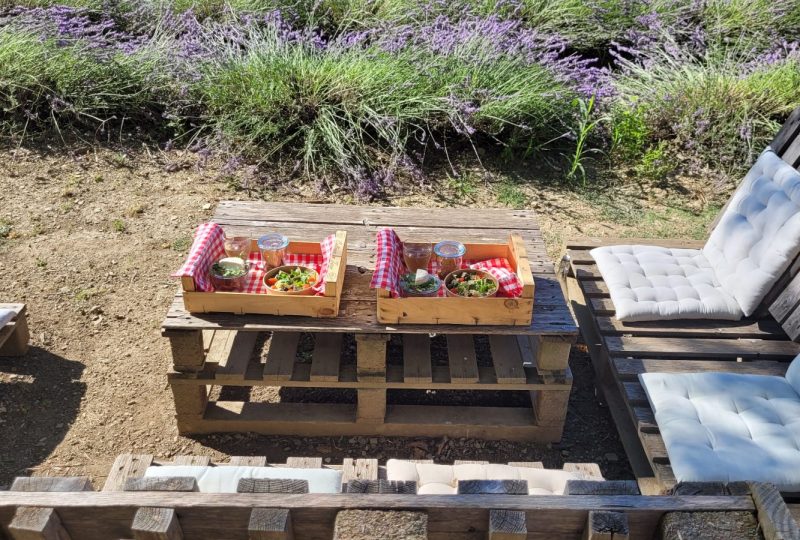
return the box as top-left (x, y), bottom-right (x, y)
top-left (181, 231), bottom-right (347, 317)
top-left (376, 234), bottom-right (535, 325)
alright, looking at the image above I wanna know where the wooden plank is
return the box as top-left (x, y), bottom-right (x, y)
top-left (565, 481), bottom-right (639, 496)
top-left (770, 271), bottom-right (800, 323)
top-left (286, 457), bottom-right (323, 468)
top-left (780, 304), bottom-right (800, 342)
top-left (488, 335), bottom-right (527, 384)
top-left (446, 335), bottom-right (479, 383)
top-left (228, 456), bottom-right (268, 467)
top-left (9, 507), bottom-right (71, 540)
top-left (781, 129), bottom-right (800, 168)
top-left (333, 510), bottom-right (427, 540)
top-left (750, 482), bottom-right (800, 540)
top-left (507, 462), bottom-right (544, 469)
top-left (172, 456), bottom-right (211, 466)
top-left (211, 331), bottom-right (259, 381)
top-left (605, 336), bottom-right (800, 360)
top-left (582, 511), bottom-right (629, 540)
top-left (341, 459), bottom-right (379, 485)
top-left (310, 333), bottom-right (342, 382)
top-left (565, 238), bottom-right (706, 250)
top-left (596, 316), bottom-right (786, 339)
top-left (345, 480), bottom-right (417, 494)
top-left (457, 480), bottom-right (527, 494)
top-left (249, 508), bottom-right (293, 540)
top-left (770, 105), bottom-right (800, 156)
top-left (131, 508), bottom-right (183, 540)
top-left (263, 332), bottom-right (300, 382)
top-left (613, 357), bottom-right (788, 380)
top-left (10, 477), bottom-right (93, 492)
top-left (489, 509), bottom-right (526, 539)
top-left (402, 334), bottom-right (432, 383)
top-left (124, 477), bottom-right (198, 492)
top-left (103, 454), bottom-right (154, 491)
top-left (237, 479), bottom-right (309, 494)
top-left (562, 463), bottom-right (603, 480)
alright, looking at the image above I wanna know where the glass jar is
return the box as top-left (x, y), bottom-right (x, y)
top-left (224, 236), bottom-right (251, 260)
top-left (434, 240), bottom-right (466, 278)
top-left (257, 233), bottom-right (289, 270)
top-left (403, 242), bottom-right (433, 273)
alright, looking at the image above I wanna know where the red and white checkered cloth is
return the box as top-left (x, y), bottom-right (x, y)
top-left (173, 223), bottom-right (336, 296)
top-left (369, 228), bottom-right (524, 298)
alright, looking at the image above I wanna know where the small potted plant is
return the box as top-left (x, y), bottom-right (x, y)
top-left (264, 265), bottom-right (318, 296)
top-left (444, 269), bottom-right (498, 298)
top-left (210, 257), bottom-right (248, 292)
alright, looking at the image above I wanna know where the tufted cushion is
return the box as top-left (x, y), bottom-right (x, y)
top-left (702, 150), bottom-right (800, 316)
top-left (143, 465), bottom-right (342, 493)
top-left (385, 460), bottom-right (588, 495)
top-left (590, 245), bottom-right (742, 321)
top-left (640, 362), bottom-right (800, 491)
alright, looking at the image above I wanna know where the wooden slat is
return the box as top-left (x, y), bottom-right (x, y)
top-left (770, 106), bottom-right (800, 157)
top-left (11, 477), bottom-right (93, 493)
top-left (237, 479), bottom-right (308, 494)
top-left (489, 509), bottom-right (526, 539)
top-left (613, 358), bottom-right (788, 380)
top-left (780, 304), bottom-right (800, 342)
top-left (248, 508), bottom-right (293, 540)
top-left (771, 272), bottom-right (800, 323)
top-left (341, 459), bottom-right (379, 484)
top-left (131, 507), bottom-right (183, 539)
top-left (9, 507), bottom-right (72, 540)
top-left (605, 336), bottom-right (800, 360)
top-left (124, 478), bottom-right (198, 492)
top-left (457, 480), bottom-right (528, 495)
top-left (309, 333), bottom-right (342, 382)
top-left (402, 334), bottom-right (432, 383)
top-left (210, 331), bottom-right (259, 381)
top-left (488, 336), bottom-right (527, 384)
top-left (103, 454), bottom-right (154, 492)
top-left (596, 316), bottom-right (785, 339)
top-left (565, 238), bottom-right (706, 250)
top-left (781, 129), bottom-right (800, 167)
top-left (263, 332), bottom-right (300, 382)
top-left (563, 463), bottom-right (603, 480)
top-left (286, 457), bottom-right (323, 468)
top-left (583, 511), bottom-right (629, 540)
top-left (446, 335), bottom-right (479, 384)
top-left (750, 482), bottom-right (800, 540)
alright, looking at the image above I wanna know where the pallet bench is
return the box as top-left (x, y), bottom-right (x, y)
top-left (0, 304), bottom-right (29, 357)
top-left (5, 455), bottom-right (799, 539)
top-left (163, 203), bottom-right (578, 442)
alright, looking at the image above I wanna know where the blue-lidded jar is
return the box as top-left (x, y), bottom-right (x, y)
top-left (434, 240), bottom-right (466, 278)
top-left (257, 233), bottom-right (289, 270)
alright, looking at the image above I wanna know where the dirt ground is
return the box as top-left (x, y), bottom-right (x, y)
top-left (0, 144), bottom-right (721, 488)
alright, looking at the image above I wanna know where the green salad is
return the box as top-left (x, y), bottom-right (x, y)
top-left (400, 271), bottom-right (440, 295)
top-left (266, 266), bottom-right (317, 292)
top-left (212, 261), bottom-right (246, 278)
top-left (446, 271), bottom-right (497, 297)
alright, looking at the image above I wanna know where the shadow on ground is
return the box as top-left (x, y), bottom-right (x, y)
top-left (195, 347), bottom-right (634, 480)
top-left (0, 346), bottom-right (86, 487)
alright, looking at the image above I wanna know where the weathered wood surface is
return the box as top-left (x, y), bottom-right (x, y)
top-left (0, 303), bottom-right (29, 356)
top-left (162, 203), bottom-right (577, 337)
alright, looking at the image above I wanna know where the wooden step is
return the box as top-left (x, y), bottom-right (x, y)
top-left (613, 358), bottom-right (789, 381)
top-left (596, 316), bottom-right (786, 339)
top-left (605, 336), bottom-right (800, 360)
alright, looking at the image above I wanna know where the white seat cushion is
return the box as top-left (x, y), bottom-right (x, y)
top-left (640, 368), bottom-right (800, 491)
top-left (0, 309), bottom-right (15, 328)
top-left (702, 150), bottom-right (800, 316)
top-left (385, 460), bottom-right (587, 495)
top-left (590, 245), bottom-right (742, 322)
top-left (144, 465), bottom-right (342, 493)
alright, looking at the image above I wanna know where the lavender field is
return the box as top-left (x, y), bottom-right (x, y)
top-left (1, 1), bottom-right (800, 196)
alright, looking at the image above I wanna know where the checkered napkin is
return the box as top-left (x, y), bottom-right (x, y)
top-left (174, 223), bottom-right (335, 296)
top-left (172, 222), bottom-right (225, 292)
top-left (369, 228), bottom-right (524, 298)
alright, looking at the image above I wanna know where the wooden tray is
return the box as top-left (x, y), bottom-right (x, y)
top-left (180, 231), bottom-right (347, 317)
top-left (376, 234), bottom-right (535, 325)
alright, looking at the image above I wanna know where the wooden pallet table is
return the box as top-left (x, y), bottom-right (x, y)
top-left (0, 304), bottom-right (29, 357)
top-left (161, 202), bottom-right (578, 441)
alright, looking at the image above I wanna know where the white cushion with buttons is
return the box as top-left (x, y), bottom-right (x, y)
top-left (590, 245), bottom-right (741, 321)
top-left (385, 460), bottom-right (591, 495)
top-left (143, 465), bottom-right (343, 493)
top-left (591, 149), bottom-right (800, 322)
top-left (640, 356), bottom-right (800, 491)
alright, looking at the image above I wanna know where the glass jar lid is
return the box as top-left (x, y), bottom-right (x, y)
top-left (257, 233), bottom-right (289, 250)
top-left (434, 240), bottom-right (466, 258)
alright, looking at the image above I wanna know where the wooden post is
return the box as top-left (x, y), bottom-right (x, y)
top-left (355, 334), bottom-right (388, 381)
top-left (0, 314), bottom-right (29, 356)
top-left (582, 511), bottom-right (629, 540)
top-left (8, 508), bottom-right (71, 540)
top-left (530, 385), bottom-right (571, 428)
top-left (163, 330), bottom-right (205, 372)
top-left (170, 383), bottom-right (208, 435)
top-left (356, 389), bottom-right (386, 424)
top-left (132, 508), bottom-right (183, 540)
top-left (249, 508), bottom-right (293, 540)
top-left (749, 482), bottom-right (800, 540)
top-left (533, 335), bottom-right (572, 371)
top-left (488, 510), bottom-right (527, 540)
top-left (333, 510), bottom-right (427, 540)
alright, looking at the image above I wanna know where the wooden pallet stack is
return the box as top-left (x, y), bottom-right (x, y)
top-left (166, 328), bottom-right (574, 441)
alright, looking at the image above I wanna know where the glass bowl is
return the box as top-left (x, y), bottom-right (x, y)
top-left (398, 271), bottom-right (441, 297)
top-left (209, 257), bottom-right (248, 292)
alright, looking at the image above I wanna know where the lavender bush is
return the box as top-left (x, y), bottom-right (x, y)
top-left (1, 0), bottom-right (800, 193)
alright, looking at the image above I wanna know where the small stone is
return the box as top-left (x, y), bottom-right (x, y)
top-left (202, 203), bottom-right (212, 210)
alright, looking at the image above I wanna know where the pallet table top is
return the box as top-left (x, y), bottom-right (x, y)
top-left (162, 202), bottom-right (577, 337)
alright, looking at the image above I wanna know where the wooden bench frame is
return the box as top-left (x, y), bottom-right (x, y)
top-left (0, 304), bottom-right (29, 357)
top-left (5, 454), bottom-right (800, 539)
top-left (562, 107), bottom-right (800, 494)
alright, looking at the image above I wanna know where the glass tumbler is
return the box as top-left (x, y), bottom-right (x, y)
top-left (403, 242), bottom-right (433, 273)
top-left (224, 236), bottom-right (251, 260)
